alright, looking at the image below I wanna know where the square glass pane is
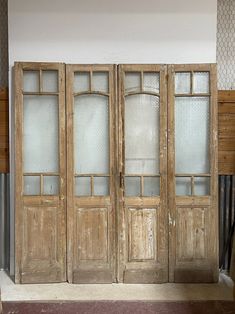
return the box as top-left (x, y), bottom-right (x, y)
top-left (24, 176), bottom-right (40, 195)
top-left (194, 177), bottom-right (210, 196)
top-left (176, 177), bottom-right (191, 196)
top-left (23, 71), bottom-right (39, 92)
top-left (44, 176), bottom-right (59, 195)
top-left (143, 72), bottom-right (160, 93)
top-left (75, 177), bottom-right (90, 196)
top-left (193, 72), bottom-right (210, 94)
top-left (125, 95), bottom-right (160, 175)
top-left (125, 72), bottom-right (141, 93)
top-left (23, 96), bottom-right (59, 173)
top-left (93, 72), bottom-right (109, 93)
top-left (125, 177), bottom-right (140, 196)
top-left (42, 71), bottom-right (58, 92)
top-left (175, 97), bottom-right (210, 174)
top-left (144, 177), bottom-right (160, 196)
top-left (175, 72), bottom-right (191, 94)
top-left (74, 95), bottom-right (109, 174)
top-left (74, 72), bottom-right (90, 93)
top-left (94, 177), bottom-right (109, 196)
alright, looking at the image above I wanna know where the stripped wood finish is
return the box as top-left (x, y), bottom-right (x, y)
top-left (0, 88), bottom-right (9, 173)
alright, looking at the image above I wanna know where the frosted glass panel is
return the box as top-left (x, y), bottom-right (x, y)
top-left (74, 72), bottom-right (90, 92)
top-left (143, 73), bottom-right (160, 93)
top-left (23, 96), bottom-right (59, 172)
top-left (144, 177), bottom-right (160, 196)
top-left (125, 72), bottom-right (141, 93)
top-left (193, 72), bottom-right (210, 94)
top-left (44, 176), bottom-right (59, 195)
top-left (194, 177), bottom-right (210, 195)
top-left (74, 95), bottom-right (109, 174)
top-left (176, 177), bottom-right (191, 196)
top-left (175, 97), bottom-right (210, 173)
top-left (42, 71), bottom-right (58, 92)
top-left (23, 71), bottom-right (39, 92)
top-left (24, 176), bottom-right (40, 195)
top-left (94, 177), bottom-right (109, 196)
top-left (175, 72), bottom-right (191, 94)
top-left (75, 177), bottom-right (90, 196)
top-left (125, 177), bottom-right (140, 196)
top-left (93, 72), bottom-right (109, 93)
top-left (125, 95), bottom-right (159, 174)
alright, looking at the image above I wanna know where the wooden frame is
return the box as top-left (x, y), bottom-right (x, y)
top-left (168, 64), bottom-right (218, 282)
top-left (14, 62), bottom-right (66, 283)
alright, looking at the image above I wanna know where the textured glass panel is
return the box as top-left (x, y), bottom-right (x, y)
top-left (23, 71), bottom-right (39, 92)
top-left (75, 177), bottom-right (90, 196)
top-left (193, 72), bottom-right (210, 94)
top-left (144, 177), bottom-right (160, 196)
top-left (93, 72), bottom-right (109, 93)
top-left (194, 177), bottom-right (210, 196)
top-left (74, 72), bottom-right (90, 92)
top-left (125, 177), bottom-right (140, 196)
top-left (125, 95), bottom-right (159, 174)
top-left (94, 177), bottom-right (109, 196)
top-left (24, 176), bottom-right (40, 195)
top-left (143, 72), bottom-right (160, 93)
top-left (42, 71), bottom-right (58, 92)
top-left (125, 72), bottom-right (141, 93)
top-left (23, 96), bottom-right (59, 172)
top-left (175, 97), bottom-right (210, 173)
top-left (44, 176), bottom-right (59, 195)
top-left (74, 95), bottom-right (109, 174)
top-left (175, 72), bottom-right (191, 94)
top-left (176, 177), bottom-right (191, 196)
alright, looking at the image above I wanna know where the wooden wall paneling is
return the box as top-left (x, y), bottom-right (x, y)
top-left (14, 62), bottom-right (66, 283)
top-left (0, 88), bottom-right (9, 173)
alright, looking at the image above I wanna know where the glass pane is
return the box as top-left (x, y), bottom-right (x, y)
top-left (23, 96), bottom-right (59, 172)
top-left (42, 71), bottom-right (58, 92)
top-left (175, 72), bottom-right (191, 94)
top-left (93, 72), bottom-right (109, 93)
top-left (125, 72), bottom-right (141, 93)
top-left (74, 72), bottom-right (90, 92)
top-left (74, 95), bottom-right (109, 174)
top-left (194, 177), bottom-right (210, 195)
top-left (125, 177), bottom-right (140, 196)
top-left (94, 177), bottom-right (109, 196)
top-left (24, 176), bottom-right (40, 195)
top-left (175, 97), bottom-right (210, 173)
top-left (144, 177), bottom-right (160, 196)
top-left (176, 177), bottom-right (191, 196)
top-left (125, 95), bottom-right (159, 174)
top-left (143, 72), bottom-right (160, 93)
top-left (193, 72), bottom-right (210, 94)
top-left (75, 177), bottom-right (90, 196)
top-left (44, 176), bottom-right (59, 195)
top-left (23, 71), bottom-right (39, 92)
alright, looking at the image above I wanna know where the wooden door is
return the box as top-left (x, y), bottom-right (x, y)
top-left (168, 64), bottom-right (218, 282)
top-left (15, 62), bottom-right (66, 283)
top-left (66, 65), bottom-right (116, 283)
top-left (118, 65), bottom-right (168, 283)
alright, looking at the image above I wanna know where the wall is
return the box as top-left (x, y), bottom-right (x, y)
top-left (0, 0), bottom-right (8, 87)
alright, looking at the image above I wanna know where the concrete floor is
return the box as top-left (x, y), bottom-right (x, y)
top-left (0, 270), bottom-right (234, 301)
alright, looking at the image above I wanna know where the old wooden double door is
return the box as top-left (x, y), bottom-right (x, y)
top-left (15, 63), bottom-right (218, 284)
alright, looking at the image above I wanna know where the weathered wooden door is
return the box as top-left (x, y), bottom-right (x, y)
top-left (66, 65), bottom-right (116, 283)
top-left (118, 65), bottom-right (168, 283)
top-left (168, 64), bottom-right (218, 282)
top-left (15, 62), bottom-right (66, 283)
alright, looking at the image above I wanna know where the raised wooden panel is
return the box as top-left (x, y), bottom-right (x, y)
top-left (176, 207), bottom-right (207, 262)
top-left (76, 208), bottom-right (108, 262)
top-left (0, 87), bottom-right (9, 173)
top-left (128, 208), bottom-right (156, 261)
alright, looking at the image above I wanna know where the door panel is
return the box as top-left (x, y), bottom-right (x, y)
top-left (66, 65), bottom-right (116, 283)
top-left (118, 65), bottom-right (168, 283)
top-left (168, 64), bottom-right (218, 283)
top-left (15, 62), bottom-right (66, 283)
